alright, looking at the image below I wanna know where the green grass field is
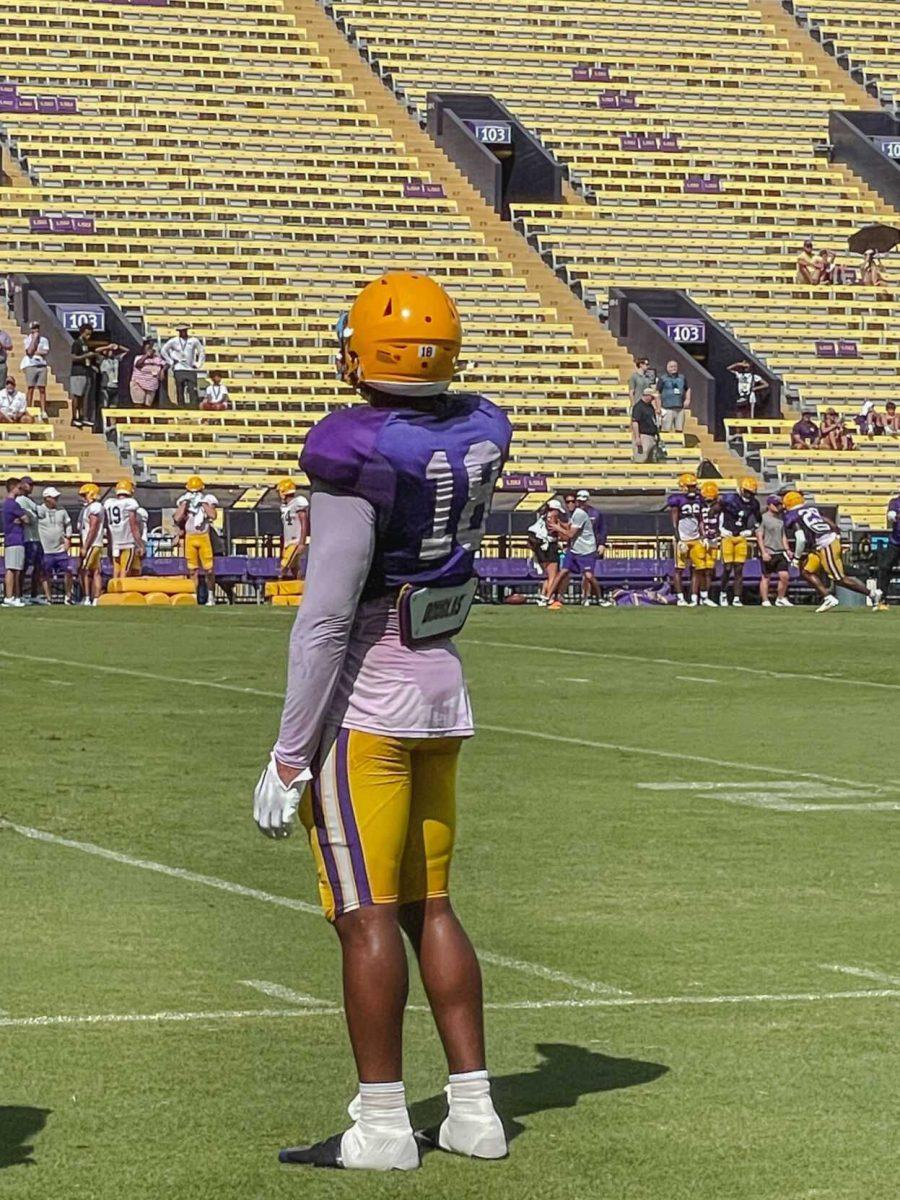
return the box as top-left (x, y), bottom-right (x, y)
top-left (1, 605), bottom-right (897, 1199)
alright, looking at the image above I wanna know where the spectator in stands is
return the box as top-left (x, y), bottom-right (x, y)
top-left (855, 401), bottom-right (885, 439)
top-left (628, 357), bottom-right (656, 404)
top-left (200, 370), bottom-right (230, 411)
top-left (2, 477), bottom-right (26, 606)
top-left (162, 325), bottom-right (206, 406)
top-left (631, 387), bottom-right (659, 462)
top-left (727, 360), bottom-right (768, 416)
top-left (0, 327), bottom-right (11, 388)
top-left (885, 401), bottom-right (900, 436)
top-left (819, 408), bottom-right (854, 451)
top-left (69, 322), bottom-right (98, 428)
top-left (528, 499), bottom-right (562, 607)
top-left (4, 274), bottom-right (16, 318)
top-left (657, 360), bottom-right (690, 433)
top-left (756, 494), bottom-right (792, 607)
top-left (16, 475), bottom-right (46, 603)
top-left (860, 249), bottom-right (888, 289)
top-left (130, 338), bottom-right (167, 406)
top-left (790, 410), bottom-right (819, 448)
top-left (815, 247), bottom-right (838, 285)
top-left (20, 320), bottom-right (50, 420)
top-left (37, 486), bottom-right (74, 604)
top-left (0, 376), bottom-right (31, 423)
top-left (98, 343), bottom-right (127, 411)
top-left (795, 237), bottom-right (819, 284)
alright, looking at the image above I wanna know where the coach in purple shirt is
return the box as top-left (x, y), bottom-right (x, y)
top-left (3, 476), bottom-right (26, 606)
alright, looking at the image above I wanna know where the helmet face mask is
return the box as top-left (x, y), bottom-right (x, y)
top-left (336, 272), bottom-right (462, 401)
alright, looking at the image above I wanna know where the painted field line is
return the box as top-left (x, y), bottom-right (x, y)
top-left (239, 980), bottom-right (333, 1007)
top-left (463, 637), bottom-right (900, 695)
top-left (819, 963), bottom-right (900, 987)
top-left (0, 649), bottom-right (880, 793)
top-left (1, 989), bottom-right (897, 1032)
top-left (0, 819), bottom-right (622, 999)
top-left (562, 677), bottom-right (591, 684)
top-left (675, 676), bottom-right (720, 684)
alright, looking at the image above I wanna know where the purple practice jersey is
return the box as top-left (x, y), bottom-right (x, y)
top-left (301, 392), bottom-right (513, 600)
top-left (667, 491), bottom-right (701, 541)
top-left (888, 496), bottom-right (900, 547)
top-left (719, 491), bottom-right (760, 536)
top-left (2, 496), bottom-right (25, 547)
top-left (699, 499), bottom-right (720, 542)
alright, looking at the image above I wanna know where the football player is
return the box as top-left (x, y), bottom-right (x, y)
top-left (276, 478), bottom-right (309, 580)
top-left (718, 476), bottom-right (761, 606)
top-left (873, 490), bottom-right (900, 609)
top-left (77, 483), bottom-right (105, 605)
top-left (104, 480), bottom-right (144, 579)
top-left (692, 481), bottom-right (721, 606)
top-left (782, 491), bottom-right (874, 612)
top-left (173, 475), bottom-right (218, 606)
top-left (667, 471), bottom-right (701, 606)
top-left (253, 272), bottom-right (512, 1171)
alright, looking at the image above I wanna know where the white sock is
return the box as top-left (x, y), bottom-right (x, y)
top-left (700, 590), bottom-right (709, 600)
top-left (357, 1081), bottom-right (412, 1136)
top-left (448, 1069), bottom-right (490, 1104)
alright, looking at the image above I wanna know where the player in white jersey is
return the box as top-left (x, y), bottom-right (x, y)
top-left (78, 483), bottom-right (105, 605)
top-left (276, 478), bottom-right (309, 579)
top-left (104, 479), bottom-right (144, 578)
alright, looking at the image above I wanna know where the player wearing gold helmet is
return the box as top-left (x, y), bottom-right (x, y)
top-left (718, 476), bottom-right (761, 606)
top-left (275, 478), bottom-right (309, 580)
top-left (173, 475), bottom-right (218, 606)
top-left (77, 483), bottom-right (104, 605)
top-left (667, 471), bottom-right (702, 605)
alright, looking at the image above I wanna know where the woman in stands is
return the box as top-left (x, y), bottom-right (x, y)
top-left (861, 250), bottom-right (889, 290)
top-left (528, 498), bottom-right (563, 607)
top-left (819, 408), bottom-right (852, 451)
top-left (130, 337), bottom-right (167, 406)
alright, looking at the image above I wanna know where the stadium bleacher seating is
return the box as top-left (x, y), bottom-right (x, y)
top-left (328, 0), bottom-right (900, 523)
top-left (793, 0), bottom-right (900, 103)
top-left (1, 0), bottom-right (707, 491)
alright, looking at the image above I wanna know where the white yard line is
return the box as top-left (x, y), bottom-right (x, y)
top-left (637, 780), bottom-right (900, 813)
top-left (0, 989), bottom-right (896, 1032)
top-left (239, 980), bottom-right (334, 1007)
top-left (562, 677), bottom-right (591, 684)
top-left (0, 648), bottom-right (874, 790)
top-left (463, 638), bottom-right (900, 695)
top-left (675, 676), bottom-right (720, 684)
top-left (819, 963), bottom-right (900, 987)
top-left (0, 819), bottom-right (625, 999)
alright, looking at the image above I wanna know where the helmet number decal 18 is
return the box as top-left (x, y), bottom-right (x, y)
top-left (418, 345), bottom-right (436, 359)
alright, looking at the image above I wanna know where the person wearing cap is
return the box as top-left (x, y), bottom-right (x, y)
top-left (20, 321), bottom-right (50, 420)
top-left (161, 326), bottom-right (206, 407)
top-left (726, 360), bottom-right (768, 417)
top-left (37, 487), bottom-right (74, 604)
top-left (276, 478), bottom-right (309, 580)
top-left (554, 491), bottom-right (601, 607)
top-left (790, 410), bottom-right (820, 449)
top-left (0, 376), bottom-right (31, 423)
top-left (795, 238), bottom-right (819, 285)
top-left (2, 477), bottom-right (27, 606)
top-left (756, 495), bottom-right (792, 607)
top-left (528, 498), bottom-right (563, 607)
top-left (15, 476), bottom-right (47, 604)
top-left (174, 474), bottom-right (218, 605)
top-left (78, 483), bottom-right (105, 605)
top-left (104, 479), bottom-right (144, 579)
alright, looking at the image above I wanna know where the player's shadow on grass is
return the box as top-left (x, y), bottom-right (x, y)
top-left (0, 1107), bottom-right (51, 1168)
top-left (410, 1042), bottom-right (668, 1144)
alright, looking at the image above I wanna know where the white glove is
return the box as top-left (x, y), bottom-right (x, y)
top-left (253, 753), bottom-right (308, 838)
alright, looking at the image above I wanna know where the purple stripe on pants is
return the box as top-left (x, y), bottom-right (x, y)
top-left (336, 728), bottom-right (373, 906)
top-left (310, 768), bottom-right (344, 916)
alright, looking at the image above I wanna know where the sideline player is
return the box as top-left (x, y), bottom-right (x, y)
top-left (174, 475), bottom-right (218, 606)
top-left (873, 490), bottom-right (900, 609)
top-left (718, 476), bottom-right (760, 607)
top-left (692, 480), bottom-right (721, 606)
top-left (667, 471), bottom-right (701, 606)
top-left (276, 478), bottom-right (309, 580)
top-left (78, 483), bottom-right (105, 605)
top-left (782, 491), bottom-right (874, 612)
top-left (104, 480), bottom-right (144, 579)
top-left (253, 272), bottom-right (512, 1171)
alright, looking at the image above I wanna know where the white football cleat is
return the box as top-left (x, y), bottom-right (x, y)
top-left (774, 597), bottom-right (793, 607)
top-left (761, 599), bottom-right (772, 607)
top-left (676, 596), bottom-right (688, 607)
top-left (816, 595), bottom-right (840, 613)
top-left (205, 597), bottom-right (216, 607)
top-left (420, 1090), bottom-right (507, 1161)
top-left (718, 594), bottom-right (729, 607)
top-left (689, 596), bottom-right (698, 607)
top-left (731, 597), bottom-right (743, 607)
top-left (701, 597), bottom-right (717, 607)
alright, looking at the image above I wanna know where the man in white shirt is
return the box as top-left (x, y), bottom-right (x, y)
top-left (174, 474), bottom-right (218, 605)
top-left (104, 479), bottom-right (144, 579)
top-left (38, 486), bottom-right (74, 604)
top-left (0, 376), bottom-right (31, 423)
top-left (276, 478), bottom-right (309, 579)
top-left (20, 321), bottom-right (50, 419)
top-left (553, 491), bottom-right (600, 606)
top-left (78, 483), bottom-right (105, 605)
top-left (161, 326), bottom-right (206, 407)
top-left (727, 360), bottom-right (769, 416)
top-left (16, 476), bottom-right (48, 604)
top-left (200, 370), bottom-right (230, 411)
